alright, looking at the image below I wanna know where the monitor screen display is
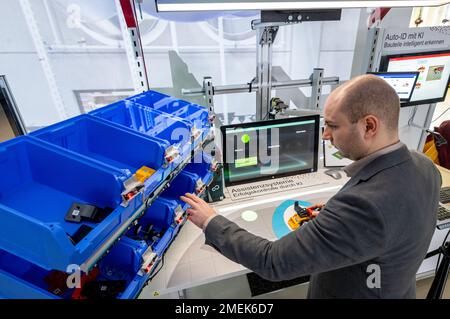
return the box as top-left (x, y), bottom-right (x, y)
top-left (380, 50), bottom-right (450, 106)
top-left (368, 72), bottom-right (419, 102)
top-left (221, 115), bottom-right (319, 186)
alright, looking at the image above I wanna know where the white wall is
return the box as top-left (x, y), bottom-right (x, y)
top-left (0, 2), bottom-right (413, 132)
top-left (319, 8), bottom-right (360, 85)
top-left (49, 52), bottom-right (133, 117)
top-left (0, 0), bottom-right (60, 127)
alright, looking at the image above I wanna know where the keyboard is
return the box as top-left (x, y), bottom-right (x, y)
top-left (437, 205), bottom-right (450, 230)
top-left (438, 205), bottom-right (450, 221)
top-left (440, 187), bottom-right (450, 204)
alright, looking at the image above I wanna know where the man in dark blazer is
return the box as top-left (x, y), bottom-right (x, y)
top-left (180, 74), bottom-right (442, 298)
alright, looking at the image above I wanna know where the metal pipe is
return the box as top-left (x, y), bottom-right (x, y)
top-left (182, 76), bottom-right (340, 96)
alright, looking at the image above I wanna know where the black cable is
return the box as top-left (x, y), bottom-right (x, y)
top-left (149, 255), bottom-right (165, 281)
top-left (435, 227), bottom-right (450, 274)
top-left (247, 77), bottom-right (256, 93)
top-left (407, 105), bottom-right (418, 126)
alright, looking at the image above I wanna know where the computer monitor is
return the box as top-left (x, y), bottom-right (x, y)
top-left (368, 71), bottom-right (419, 103)
top-left (221, 115), bottom-right (320, 186)
top-left (379, 50), bottom-right (450, 106)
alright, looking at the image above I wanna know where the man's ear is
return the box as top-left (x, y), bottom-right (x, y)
top-left (364, 115), bottom-right (379, 137)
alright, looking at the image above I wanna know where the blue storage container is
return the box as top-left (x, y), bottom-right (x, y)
top-left (152, 226), bottom-right (178, 257)
top-left (100, 237), bottom-right (148, 277)
top-left (126, 90), bottom-right (171, 107)
top-left (131, 91), bottom-right (208, 127)
top-left (156, 103), bottom-right (208, 128)
top-left (0, 240), bottom-right (149, 299)
top-left (136, 197), bottom-right (179, 234)
top-left (129, 90), bottom-right (211, 148)
top-left (160, 170), bottom-right (202, 210)
top-left (0, 136), bottom-right (140, 271)
top-left (184, 152), bottom-right (215, 191)
top-left (89, 100), bottom-right (193, 165)
top-left (97, 237), bottom-right (151, 299)
top-left (126, 196), bottom-right (182, 254)
top-left (30, 114), bottom-right (169, 194)
top-left (154, 102), bottom-right (210, 150)
top-left (141, 169), bottom-right (214, 257)
top-left (125, 167), bottom-right (214, 261)
top-left (0, 248), bottom-right (60, 299)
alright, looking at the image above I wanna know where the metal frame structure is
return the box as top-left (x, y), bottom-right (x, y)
top-left (183, 72), bottom-right (339, 121)
top-left (117, 0), bottom-right (150, 93)
top-left (182, 11), bottom-right (343, 122)
top-left (254, 22), bottom-right (278, 120)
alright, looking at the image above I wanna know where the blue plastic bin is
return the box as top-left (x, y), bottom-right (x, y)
top-left (152, 226), bottom-right (178, 257)
top-left (30, 114), bottom-right (169, 192)
top-left (184, 152), bottom-right (215, 190)
top-left (126, 90), bottom-right (171, 107)
top-left (156, 103), bottom-right (209, 132)
top-left (131, 91), bottom-right (208, 127)
top-left (160, 170), bottom-right (201, 210)
top-left (0, 136), bottom-right (140, 271)
top-left (144, 170), bottom-right (211, 257)
top-left (126, 196), bottom-right (181, 256)
top-left (153, 102), bottom-right (210, 149)
top-left (97, 237), bottom-right (150, 299)
top-left (136, 197), bottom-right (179, 235)
top-left (90, 100), bottom-right (193, 164)
top-left (126, 169), bottom-right (210, 260)
top-left (0, 240), bottom-right (147, 299)
top-left (129, 90), bottom-right (210, 148)
top-left (0, 248), bottom-right (59, 299)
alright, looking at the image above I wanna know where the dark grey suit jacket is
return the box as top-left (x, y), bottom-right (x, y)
top-left (204, 145), bottom-right (442, 298)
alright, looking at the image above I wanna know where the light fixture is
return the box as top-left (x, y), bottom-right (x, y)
top-left (156, 0), bottom-right (450, 12)
top-left (241, 210), bottom-right (258, 222)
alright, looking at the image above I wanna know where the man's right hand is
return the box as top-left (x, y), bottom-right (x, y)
top-left (180, 193), bottom-right (218, 229)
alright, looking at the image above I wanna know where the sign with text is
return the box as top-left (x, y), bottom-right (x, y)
top-left (382, 27), bottom-right (450, 53)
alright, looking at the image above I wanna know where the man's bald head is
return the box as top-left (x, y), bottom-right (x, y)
top-left (331, 74), bottom-right (400, 133)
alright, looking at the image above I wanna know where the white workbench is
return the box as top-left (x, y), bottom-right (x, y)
top-left (139, 165), bottom-right (450, 298)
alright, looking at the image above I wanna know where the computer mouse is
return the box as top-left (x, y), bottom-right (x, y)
top-left (324, 169), bottom-right (342, 180)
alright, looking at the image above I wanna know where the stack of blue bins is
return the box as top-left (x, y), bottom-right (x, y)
top-left (0, 90), bottom-right (213, 299)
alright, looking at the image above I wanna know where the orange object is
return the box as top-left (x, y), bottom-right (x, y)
top-left (288, 202), bottom-right (323, 230)
top-left (124, 191), bottom-right (137, 201)
top-left (423, 135), bottom-right (440, 165)
top-left (135, 166), bottom-right (155, 183)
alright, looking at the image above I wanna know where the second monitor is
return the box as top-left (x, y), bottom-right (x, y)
top-left (379, 50), bottom-right (450, 106)
top-left (221, 115), bottom-right (320, 186)
top-left (368, 71), bottom-right (419, 104)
